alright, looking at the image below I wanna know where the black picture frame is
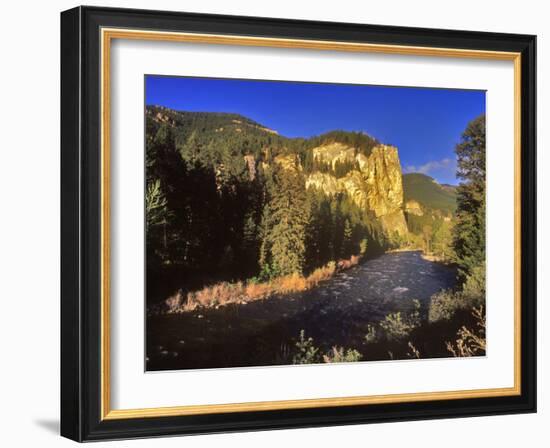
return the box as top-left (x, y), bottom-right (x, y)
top-left (61, 5), bottom-right (536, 442)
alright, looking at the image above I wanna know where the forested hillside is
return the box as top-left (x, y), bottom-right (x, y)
top-left (403, 173), bottom-right (457, 214)
top-left (401, 172), bottom-right (457, 259)
top-left (146, 106), bottom-right (404, 304)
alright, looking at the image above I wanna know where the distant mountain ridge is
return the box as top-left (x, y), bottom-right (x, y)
top-left (402, 173), bottom-right (457, 215)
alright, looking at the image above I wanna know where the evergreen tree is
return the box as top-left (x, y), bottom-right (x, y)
top-left (452, 114), bottom-right (486, 280)
top-left (259, 164), bottom-right (310, 276)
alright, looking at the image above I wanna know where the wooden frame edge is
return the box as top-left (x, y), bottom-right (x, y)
top-left (99, 27), bottom-right (523, 421)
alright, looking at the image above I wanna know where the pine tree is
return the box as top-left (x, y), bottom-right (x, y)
top-left (452, 114), bottom-right (486, 280)
top-left (259, 163), bottom-right (310, 276)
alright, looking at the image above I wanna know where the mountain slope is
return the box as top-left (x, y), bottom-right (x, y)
top-left (402, 173), bottom-right (457, 214)
top-left (146, 105), bottom-right (408, 237)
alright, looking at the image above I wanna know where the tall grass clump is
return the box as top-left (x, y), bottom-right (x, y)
top-left (323, 346), bottom-right (363, 363)
top-left (306, 261), bottom-right (336, 287)
top-left (275, 273), bottom-right (308, 294)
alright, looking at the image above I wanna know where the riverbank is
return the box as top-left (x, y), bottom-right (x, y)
top-left (147, 251), bottom-right (459, 370)
top-left (387, 247), bottom-right (451, 263)
top-left (420, 252), bottom-right (455, 265)
top-left (158, 253), bottom-right (363, 314)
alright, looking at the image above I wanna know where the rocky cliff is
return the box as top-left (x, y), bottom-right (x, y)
top-left (147, 105), bottom-right (410, 238)
top-left (305, 143), bottom-right (408, 236)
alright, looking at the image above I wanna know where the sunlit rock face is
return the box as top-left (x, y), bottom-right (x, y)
top-left (306, 143), bottom-right (409, 236)
top-left (405, 199), bottom-right (424, 216)
top-left (312, 142), bottom-right (356, 168)
top-left (273, 153), bottom-right (302, 172)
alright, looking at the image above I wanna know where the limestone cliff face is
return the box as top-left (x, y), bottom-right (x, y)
top-left (306, 143), bottom-right (408, 236)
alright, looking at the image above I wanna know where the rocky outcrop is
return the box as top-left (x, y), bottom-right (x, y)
top-left (405, 200), bottom-right (424, 216)
top-left (312, 142), bottom-right (356, 168)
top-left (306, 143), bottom-right (408, 236)
top-left (274, 154), bottom-right (302, 171)
top-left (244, 155), bottom-right (257, 180)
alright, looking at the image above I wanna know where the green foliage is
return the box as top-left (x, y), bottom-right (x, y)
top-left (359, 238), bottom-right (369, 256)
top-left (380, 313), bottom-right (413, 341)
top-left (428, 278), bottom-right (484, 323)
top-left (402, 173), bottom-right (457, 214)
top-left (429, 290), bottom-right (463, 322)
top-left (452, 114), bottom-right (486, 280)
top-left (405, 212), bottom-right (455, 259)
top-left (432, 220), bottom-right (454, 259)
top-left (305, 189), bottom-right (387, 271)
top-left (462, 262), bottom-right (486, 299)
top-left (292, 330), bottom-right (320, 364)
top-left (379, 300), bottom-right (421, 341)
top-left (259, 164), bottom-right (310, 276)
top-left (306, 130), bottom-right (379, 157)
top-left (403, 172), bottom-right (457, 257)
top-left (145, 179), bottom-right (168, 229)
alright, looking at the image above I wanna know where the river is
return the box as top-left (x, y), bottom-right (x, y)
top-left (147, 251), bottom-right (457, 370)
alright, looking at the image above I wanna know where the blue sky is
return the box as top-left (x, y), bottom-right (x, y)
top-left (146, 76), bottom-right (485, 185)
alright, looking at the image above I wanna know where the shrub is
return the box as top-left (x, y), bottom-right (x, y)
top-left (323, 346), bottom-right (363, 363)
top-left (446, 306), bottom-right (486, 357)
top-left (359, 239), bottom-right (368, 256)
top-left (429, 288), bottom-right (483, 323)
top-left (165, 289), bottom-right (184, 313)
top-left (462, 263), bottom-right (486, 301)
top-left (380, 300), bottom-right (421, 341)
top-left (429, 263), bottom-right (485, 323)
top-left (380, 312), bottom-right (412, 340)
top-left (364, 324), bottom-right (377, 344)
top-left (292, 330), bottom-right (320, 364)
top-left (428, 289), bottom-right (459, 322)
top-left (257, 263), bottom-right (276, 282)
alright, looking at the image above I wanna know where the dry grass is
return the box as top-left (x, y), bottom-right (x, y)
top-left (165, 290), bottom-right (185, 312)
top-left (163, 254), bottom-right (362, 313)
top-left (184, 281), bottom-right (245, 310)
top-left (244, 282), bottom-right (273, 300)
top-left (306, 261), bottom-right (336, 287)
top-left (275, 273), bottom-right (308, 294)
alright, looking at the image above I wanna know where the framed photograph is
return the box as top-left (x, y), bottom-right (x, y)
top-left (61, 6), bottom-right (536, 441)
